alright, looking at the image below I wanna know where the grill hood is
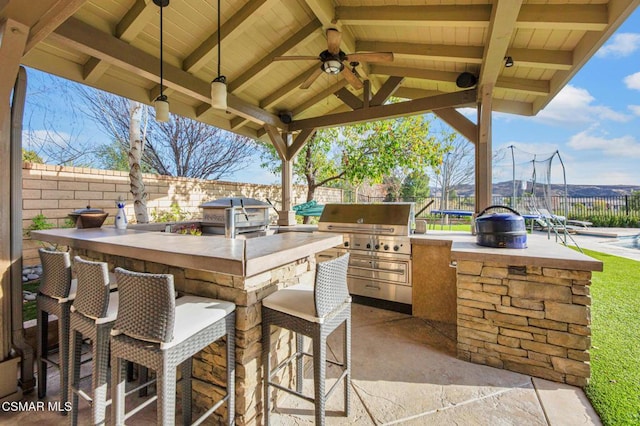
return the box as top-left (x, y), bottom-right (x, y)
top-left (318, 203), bottom-right (414, 236)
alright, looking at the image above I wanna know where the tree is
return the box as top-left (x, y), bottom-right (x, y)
top-left (128, 101), bottom-right (149, 223)
top-left (22, 148), bottom-right (43, 163)
top-left (401, 170), bottom-right (430, 200)
top-left (260, 113), bottom-right (448, 221)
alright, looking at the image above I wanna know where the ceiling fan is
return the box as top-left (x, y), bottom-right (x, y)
top-left (273, 28), bottom-right (394, 90)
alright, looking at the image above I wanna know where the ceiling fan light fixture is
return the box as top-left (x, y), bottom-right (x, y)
top-left (504, 56), bottom-right (514, 67)
top-left (154, 94), bottom-right (169, 122)
top-left (322, 59), bottom-right (344, 75)
top-left (211, 75), bottom-right (227, 110)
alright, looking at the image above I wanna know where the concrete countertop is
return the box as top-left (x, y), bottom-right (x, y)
top-left (32, 227), bottom-right (342, 277)
top-left (411, 231), bottom-right (603, 272)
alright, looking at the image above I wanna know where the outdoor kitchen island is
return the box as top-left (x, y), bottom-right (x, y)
top-left (411, 232), bottom-right (603, 387)
top-left (31, 227), bottom-right (342, 425)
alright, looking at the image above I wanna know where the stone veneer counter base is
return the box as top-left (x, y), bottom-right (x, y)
top-left (412, 232), bottom-right (603, 387)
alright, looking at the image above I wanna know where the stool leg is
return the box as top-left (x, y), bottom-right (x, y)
top-left (69, 328), bottom-right (82, 426)
top-left (58, 307), bottom-right (71, 412)
top-left (262, 321), bottom-right (271, 426)
top-left (158, 360), bottom-right (176, 426)
top-left (111, 355), bottom-right (126, 426)
top-left (227, 316), bottom-right (236, 426)
top-left (313, 330), bottom-right (326, 426)
top-left (93, 327), bottom-right (110, 425)
top-left (181, 359), bottom-right (192, 425)
top-left (295, 333), bottom-right (304, 394)
top-left (344, 315), bottom-right (351, 416)
top-left (37, 308), bottom-right (48, 399)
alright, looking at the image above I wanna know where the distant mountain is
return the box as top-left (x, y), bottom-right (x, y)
top-left (452, 182), bottom-right (640, 197)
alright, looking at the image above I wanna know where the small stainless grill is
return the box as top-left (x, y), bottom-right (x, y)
top-left (200, 197), bottom-right (271, 238)
top-left (317, 203), bottom-right (414, 308)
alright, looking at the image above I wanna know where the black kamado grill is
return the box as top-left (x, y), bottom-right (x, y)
top-left (475, 205), bottom-right (527, 249)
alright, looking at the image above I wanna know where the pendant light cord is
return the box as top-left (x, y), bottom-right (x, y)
top-left (217, 0), bottom-right (221, 77)
top-left (159, 4), bottom-right (164, 97)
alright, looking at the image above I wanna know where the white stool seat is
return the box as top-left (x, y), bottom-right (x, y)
top-left (263, 283), bottom-right (351, 324)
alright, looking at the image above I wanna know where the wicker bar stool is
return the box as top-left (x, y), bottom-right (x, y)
top-left (110, 268), bottom-right (236, 426)
top-left (36, 248), bottom-right (77, 409)
top-left (262, 253), bottom-right (351, 426)
top-left (68, 256), bottom-right (119, 425)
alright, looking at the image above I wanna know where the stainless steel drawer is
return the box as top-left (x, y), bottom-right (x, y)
top-left (348, 255), bottom-right (410, 285)
top-left (348, 277), bottom-right (412, 305)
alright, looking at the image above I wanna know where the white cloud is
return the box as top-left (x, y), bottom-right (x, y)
top-left (22, 129), bottom-right (72, 149)
top-left (596, 33), bottom-right (640, 58)
top-left (535, 85), bottom-right (631, 126)
top-left (624, 72), bottom-right (640, 90)
top-left (567, 130), bottom-right (640, 158)
top-left (629, 105), bottom-right (640, 116)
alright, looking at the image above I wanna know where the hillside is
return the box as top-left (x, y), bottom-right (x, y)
top-left (453, 182), bottom-right (640, 197)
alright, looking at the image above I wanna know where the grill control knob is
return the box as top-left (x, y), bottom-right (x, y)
top-left (393, 245), bottom-right (400, 251)
top-left (374, 244), bottom-right (380, 250)
top-left (383, 244), bottom-right (389, 250)
top-left (344, 241), bottom-right (349, 247)
top-left (366, 243), bottom-right (371, 249)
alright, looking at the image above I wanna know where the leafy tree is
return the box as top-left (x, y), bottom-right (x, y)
top-left (384, 175), bottom-right (402, 201)
top-left (401, 170), bottom-right (430, 200)
top-left (22, 148), bottom-right (43, 163)
top-left (95, 141), bottom-right (131, 171)
top-left (260, 114), bottom-right (447, 211)
top-left (630, 190), bottom-right (640, 210)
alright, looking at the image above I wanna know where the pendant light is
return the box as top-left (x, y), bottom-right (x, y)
top-left (210, 0), bottom-right (227, 109)
top-left (154, 0), bottom-right (169, 122)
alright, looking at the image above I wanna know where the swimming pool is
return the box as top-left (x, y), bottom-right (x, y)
top-left (609, 235), bottom-right (640, 250)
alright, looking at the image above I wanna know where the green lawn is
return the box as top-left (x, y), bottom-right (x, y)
top-left (22, 281), bottom-right (39, 322)
top-left (580, 249), bottom-right (640, 425)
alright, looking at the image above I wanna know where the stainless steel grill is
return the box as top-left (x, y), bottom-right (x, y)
top-left (200, 197), bottom-right (271, 238)
top-left (317, 203), bottom-right (413, 307)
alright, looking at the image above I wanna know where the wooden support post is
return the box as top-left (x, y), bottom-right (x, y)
top-left (475, 83), bottom-right (493, 213)
top-left (279, 132), bottom-right (296, 226)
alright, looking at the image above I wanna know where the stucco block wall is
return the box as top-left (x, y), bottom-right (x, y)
top-left (456, 260), bottom-right (592, 387)
top-left (22, 162), bottom-right (342, 264)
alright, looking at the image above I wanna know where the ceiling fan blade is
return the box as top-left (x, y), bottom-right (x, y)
top-left (345, 52), bottom-right (394, 63)
top-left (341, 67), bottom-right (363, 90)
top-left (273, 56), bottom-right (320, 61)
top-left (300, 67), bottom-right (323, 89)
top-left (326, 28), bottom-right (342, 55)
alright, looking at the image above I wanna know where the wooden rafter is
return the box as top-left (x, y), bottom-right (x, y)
top-left (292, 81), bottom-right (349, 117)
top-left (287, 128), bottom-right (316, 160)
top-left (51, 17), bottom-right (283, 129)
top-left (23, 0), bottom-right (87, 54)
top-left (335, 87), bottom-right (363, 110)
top-left (370, 76), bottom-right (404, 106)
top-left (289, 89), bottom-right (477, 131)
top-left (434, 108), bottom-right (477, 144)
top-left (358, 41), bottom-right (483, 64)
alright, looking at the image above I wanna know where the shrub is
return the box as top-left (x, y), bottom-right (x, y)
top-left (24, 214), bottom-right (55, 237)
top-left (151, 203), bottom-right (192, 223)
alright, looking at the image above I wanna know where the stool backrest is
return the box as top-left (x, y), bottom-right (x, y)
top-left (38, 248), bottom-right (72, 299)
top-left (314, 253), bottom-right (350, 318)
top-left (73, 256), bottom-right (111, 319)
top-left (113, 268), bottom-right (175, 343)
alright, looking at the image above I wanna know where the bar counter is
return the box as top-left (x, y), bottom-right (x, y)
top-left (32, 227), bottom-right (342, 425)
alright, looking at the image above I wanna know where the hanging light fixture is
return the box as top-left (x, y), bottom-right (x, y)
top-left (210, 0), bottom-right (227, 109)
top-left (153, 0), bottom-right (170, 122)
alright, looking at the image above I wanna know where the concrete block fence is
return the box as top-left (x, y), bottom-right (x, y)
top-left (21, 162), bottom-right (343, 265)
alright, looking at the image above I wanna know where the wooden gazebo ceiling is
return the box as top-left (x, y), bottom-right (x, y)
top-left (3, 0), bottom-right (639, 142)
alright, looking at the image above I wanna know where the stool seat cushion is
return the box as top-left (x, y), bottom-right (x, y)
top-left (263, 283), bottom-right (351, 324)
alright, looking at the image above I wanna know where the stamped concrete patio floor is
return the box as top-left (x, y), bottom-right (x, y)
top-left (0, 303), bottom-right (599, 425)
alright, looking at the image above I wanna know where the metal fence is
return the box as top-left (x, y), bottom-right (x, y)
top-left (354, 194), bottom-right (640, 219)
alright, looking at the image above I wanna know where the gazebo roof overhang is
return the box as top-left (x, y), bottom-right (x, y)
top-left (2, 0), bottom-right (638, 146)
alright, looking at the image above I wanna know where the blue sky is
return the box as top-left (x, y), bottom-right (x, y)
top-left (22, 7), bottom-right (640, 186)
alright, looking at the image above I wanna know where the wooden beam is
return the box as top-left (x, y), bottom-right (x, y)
top-left (264, 124), bottom-right (287, 160)
top-left (516, 4), bottom-right (608, 31)
top-left (334, 87), bottom-right (363, 110)
top-left (0, 0), bottom-right (9, 14)
top-left (228, 19), bottom-right (321, 92)
top-left (370, 76), bottom-right (404, 106)
top-left (496, 76), bottom-right (548, 96)
top-left (434, 108), bottom-right (477, 144)
top-left (82, 57), bottom-right (110, 84)
top-left (51, 17), bottom-right (283, 128)
top-left (287, 128), bottom-right (316, 160)
top-left (289, 89), bottom-right (477, 131)
top-left (116, 0), bottom-right (156, 41)
top-left (24, 0), bottom-right (87, 54)
top-left (336, 5), bottom-right (491, 27)
top-left (506, 48), bottom-right (572, 70)
top-left (357, 41), bottom-right (483, 64)
top-left (183, 0), bottom-right (270, 73)
top-left (479, 0), bottom-right (522, 87)
top-left (292, 81), bottom-right (349, 117)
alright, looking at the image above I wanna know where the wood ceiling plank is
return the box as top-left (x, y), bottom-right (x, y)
top-left (183, 0), bottom-right (271, 73)
top-left (516, 4), bottom-right (608, 31)
top-left (289, 89), bottom-right (477, 131)
top-left (24, 0), bottom-right (88, 54)
top-left (292, 80), bottom-right (348, 117)
top-left (260, 65), bottom-right (318, 108)
top-left (335, 5), bottom-right (491, 27)
top-left (479, 0), bottom-right (522, 87)
top-left (116, 0), bottom-right (156, 41)
top-left (228, 19), bottom-right (321, 92)
top-left (51, 17), bottom-right (283, 128)
top-left (357, 40), bottom-right (483, 64)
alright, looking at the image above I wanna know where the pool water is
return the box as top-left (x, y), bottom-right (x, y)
top-left (609, 236), bottom-right (640, 250)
